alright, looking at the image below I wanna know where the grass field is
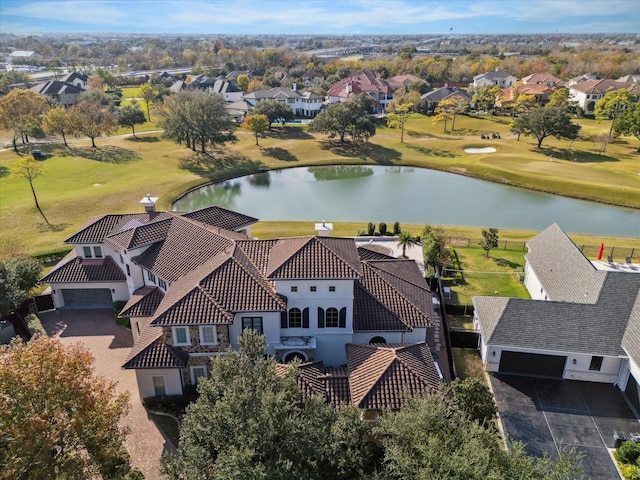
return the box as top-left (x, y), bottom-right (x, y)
top-left (1, 112), bottom-right (639, 257)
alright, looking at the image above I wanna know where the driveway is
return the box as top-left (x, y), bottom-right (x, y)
top-left (40, 309), bottom-right (173, 480)
top-left (490, 374), bottom-right (640, 479)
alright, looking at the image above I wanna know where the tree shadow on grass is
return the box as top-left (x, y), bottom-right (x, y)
top-left (37, 222), bottom-right (69, 233)
top-left (0, 165), bottom-right (9, 178)
top-left (124, 135), bottom-right (161, 143)
top-left (318, 140), bottom-right (401, 164)
top-left (406, 143), bottom-right (458, 158)
top-left (265, 127), bottom-right (314, 140)
top-left (260, 146), bottom-right (298, 162)
top-left (179, 150), bottom-right (265, 178)
top-left (58, 145), bottom-right (141, 163)
top-left (493, 257), bottom-right (521, 269)
top-left (536, 146), bottom-right (618, 163)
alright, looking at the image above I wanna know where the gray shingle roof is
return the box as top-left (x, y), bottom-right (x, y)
top-left (41, 256), bottom-right (125, 283)
top-left (475, 273), bottom-right (640, 356)
top-left (621, 292), bottom-right (640, 365)
top-left (525, 223), bottom-right (605, 303)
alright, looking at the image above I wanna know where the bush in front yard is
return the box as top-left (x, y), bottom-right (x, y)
top-left (113, 301), bottom-right (130, 329)
top-left (616, 441), bottom-right (640, 465)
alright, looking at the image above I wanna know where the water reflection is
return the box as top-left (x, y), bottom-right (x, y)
top-left (308, 165), bottom-right (374, 181)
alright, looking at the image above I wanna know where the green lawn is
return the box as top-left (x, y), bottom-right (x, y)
top-left (444, 246), bottom-right (530, 305)
top-left (1, 113), bottom-right (639, 257)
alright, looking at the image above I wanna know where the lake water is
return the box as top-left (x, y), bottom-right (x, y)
top-left (173, 165), bottom-right (640, 238)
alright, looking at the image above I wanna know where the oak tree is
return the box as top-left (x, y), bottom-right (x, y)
top-left (68, 99), bottom-right (118, 148)
top-left (0, 89), bottom-right (49, 153)
top-left (252, 98), bottom-right (294, 129)
top-left (595, 88), bottom-right (636, 139)
top-left (42, 106), bottom-right (72, 147)
top-left (386, 89), bottom-right (420, 143)
top-left (241, 114), bottom-right (269, 145)
top-left (511, 105), bottom-right (580, 148)
top-left (309, 94), bottom-right (376, 143)
top-left (118, 103), bottom-right (147, 138)
top-left (0, 256), bottom-right (43, 318)
top-left (613, 101), bottom-right (640, 152)
top-left (0, 336), bottom-right (140, 480)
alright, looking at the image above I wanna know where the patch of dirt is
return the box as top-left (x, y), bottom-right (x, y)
top-left (447, 167), bottom-right (467, 174)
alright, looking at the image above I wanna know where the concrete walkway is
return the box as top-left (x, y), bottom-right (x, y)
top-left (40, 309), bottom-right (172, 480)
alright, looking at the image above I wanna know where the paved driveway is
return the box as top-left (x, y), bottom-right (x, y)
top-left (490, 374), bottom-right (640, 479)
top-left (40, 309), bottom-right (173, 480)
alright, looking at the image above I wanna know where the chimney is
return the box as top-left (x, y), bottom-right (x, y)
top-left (140, 194), bottom-right (158, 213)
top-left (292, 82), bottom-right (297, 91)
top-left (346, 82), bottom-right (352, 94)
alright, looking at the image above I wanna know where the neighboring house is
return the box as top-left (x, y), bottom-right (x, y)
top-left (326, 69), bottom-right (395, 114)
top-left (8, 50), bottom-right (42, 62)
top-left (617, 74), bottom-right (640, 84)
top-left (59, 71), bottom-right (88, 89)
top-left (29, 80), bottom-right (84, 108)
top-left (226, 99), bottom-right (252, 122)
top-left (521, 72), bottom-right (564, 87)
top-left (243, 86), bottom-right (323, 117)
top-left (567, 72), bottom-right (599, 86)
top-left (497, 83), bottom-right (554, 109)
top-left (301, 71), bottom-right (325, 87)
top-left (420, 85), bottom-right (473, 112)
top-left (387, 73), bottom-right (422, 90)
top-left (472, 69), bottom-right (517, 90)
top-left (210, 79), bottom-right (243, 102)
top-left (278, 342), bottom-right (443, 415)
top-left (42, 197), bottom-right (444, 401)
top-left (185, 74), bottom-right (217, 91)
top-left (473, 224), bottom-right (640, 412)
top-left (568, 79), bottom-right (639, 113)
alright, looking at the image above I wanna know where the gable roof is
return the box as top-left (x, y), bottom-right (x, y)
top-left (346, 342), bottom-right (441, 410)
top-left (181, 205), bottom-right (257, 231)
top-left (122, 319), bottom-right (189, 369)
top-left (421, 86), bottom-right (473, 103)
top-left (474, 70), bottom-right (515, 81)
top-left (569, 78), bottom-right (635, 95)
top-left (475, 272), bottom-right (640, 357)
top-left (327, 69), bottom-right (393, 99)
top-left (65, 212), bottom-right (173, 244)
top-left (41, 256), bottom-right (125, 283)
top-left (119, 286), bottom-right (164, 318)
top-left (521, 72), bottom-right (563, 85)
top-left (525, 223), bottom-right (605, 303)
top-left (29, 80), bottom-right (84, 96)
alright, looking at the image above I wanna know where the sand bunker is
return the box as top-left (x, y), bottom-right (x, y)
top-left (465, 147), bottom-right (496, 154)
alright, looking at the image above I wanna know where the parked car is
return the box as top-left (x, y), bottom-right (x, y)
top-left (29, 150), bottom-right (46, 160)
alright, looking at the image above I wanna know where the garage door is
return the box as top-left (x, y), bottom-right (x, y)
top-left (61, 289), bottom-right (113, 309)
top-left (499, 351), bottom-right (566, 378)
top-left (625, 375), bottom-right (640, 413)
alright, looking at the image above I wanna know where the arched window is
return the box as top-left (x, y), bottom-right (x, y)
top-left (326, 307), bottom-right (339, 328)
top-left (369, 336), bottom-right (387, 344)
top-left (284, 351), bottom-right (307, 363)
top-left (288, 308), bottom-right (302, 328)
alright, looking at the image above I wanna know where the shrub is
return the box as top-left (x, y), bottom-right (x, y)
top-left (616, 441), bottom-right (640, 465)
top-left (620, 463), bottom-right (640, 480)
top-left (367, 222), bottom-right (375, 236)
top-left (32, 246), bottom-right (73, 265)
top-left (379, 222), bottom-right (387, 236)
top-left (24, 313), bottom-right (46, 336)
top-left (113, 301), bottom-right (131, 329)
top-left (393, 222), bottom-right (401, 235)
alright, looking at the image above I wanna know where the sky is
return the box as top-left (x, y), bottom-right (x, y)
top-left (0, 0), bottom-right (638, 35)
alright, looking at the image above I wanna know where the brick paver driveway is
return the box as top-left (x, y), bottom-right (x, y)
top-left (40, 309), bottom-right (174, 480)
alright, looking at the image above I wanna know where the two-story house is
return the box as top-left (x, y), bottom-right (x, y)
top-left (326, 69), bottom-right (395, 114)
top-left (42, 197), bottom-right (443, 400)
top-left (242, 86), bottom-right (323, 117)
top-left (472, 69), bottom-right (517, 91)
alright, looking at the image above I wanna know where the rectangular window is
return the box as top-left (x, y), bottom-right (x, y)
top-left (83, 246), bottom-right (92, 258)
top-left (326, 308), bottom-right (339, 328)
top-left (172, 326), bottom-right (191, 346)
top-left (589, 356), bottom-right (604, 371)
top-left (310, 286), bottom-right (317, 292)
top-left (93, 246), bottom-right (103, 258)
top-left (190, 366), bottom-right (207, 384)
top-left (147, 270), bottom-right (156, 283)
top-left (200, 326), bottom-right (217, 345)
top-left (119, 254), bottom-right (124, 264)
top-left (291, 286), bottom-right (297, 292)
top-left (242, 317), bottom-right (263, 334)
top-left (159, 279), bottom-right (167, 290)
top-left (152, 376), bottom-right (166, 396)
top-left (126, 264), bottom-right (131, 277)
top-left (329, 286), bottom-right (336, 292)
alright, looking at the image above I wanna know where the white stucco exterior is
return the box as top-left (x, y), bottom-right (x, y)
top-left (135, 369), bottom-right (183, 399)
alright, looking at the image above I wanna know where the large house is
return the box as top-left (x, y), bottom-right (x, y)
top-left (29, 80), bottom-right (84, 108)
top-left (42, 197), bottom-right (445, 401)
top-left (472, 69), bottom-right (517, 91)
top-left (326, 69), bottom-right (395, 114)
top-left (420, 85), bottom-right (473, 113)
top-left (242, 86), bottom-right (323, 117)
top-left (568, 79), bottom-right (640, 113)
top-left (473, 224), bottom-right (640, 412)
top-left (521, 72), bottom-right (564, 87)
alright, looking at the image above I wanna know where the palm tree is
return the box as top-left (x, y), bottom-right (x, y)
top-left (397, 231), bottom-right (415, 258)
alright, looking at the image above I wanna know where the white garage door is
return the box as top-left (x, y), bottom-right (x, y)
top-left (61, 289), bottom-right (113, 309)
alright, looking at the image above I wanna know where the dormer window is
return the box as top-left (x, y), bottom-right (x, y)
top-left (83, 246), bottom-right (92, 258)
top-left (147, 270), bottom-right (156, 283)
top-left (158, 279), bottom-right (167, 290)
top-left (172, 326), bottom-right (191, 346)
top-left (93, 246), bottom-right (103, 258)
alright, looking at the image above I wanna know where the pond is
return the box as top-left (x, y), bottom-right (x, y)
top-left (173, 165), bottom-right (640, 238)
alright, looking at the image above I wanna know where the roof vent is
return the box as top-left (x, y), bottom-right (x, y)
top-left (140, 194), bottom-right (158, 213)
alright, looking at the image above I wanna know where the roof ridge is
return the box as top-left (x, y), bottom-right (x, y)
top-left (195, 283), bottom-right (234, 322)
top-left (366, 259), bottom-right (430, 291)
top-left (361, 262), bottom-right (431, 324)
top-left (354, 282), bottom-right (411, 330)
top-left (350, 347), bottom-right (396, 406)
top-left (230, 247), bottom-right (285, 309)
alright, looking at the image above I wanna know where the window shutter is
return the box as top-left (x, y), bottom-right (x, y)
top-left (280, 311), bottom-right (287, 329)
top-left (317, 307), bottom-right (325, 328)
top-left (303, 308), bottom-right (309, 328)
top-left (339, 307), bottom-right (347, 328)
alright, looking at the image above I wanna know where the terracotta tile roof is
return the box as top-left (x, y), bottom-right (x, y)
top-left (358, 261), bottom-right (434, 329)
top-left (266, 237), bottom-right (362, 279)
top-left (41, 256), bottom-right (125, 283)
top-left (357, 244), bottom-right (395, 260)
top-left (180, 205), bottom-right (258, 231)
top-left (521, 72), bottom-right (563, 85)
top-left (346, 342), bottom-right (441, 410)
top-left (65, 212), bottom-right (173, 244)
top-left (322, 366), bottom-right (351, 407)
top-left (122, 320), bottom-right (189, 369)
top-left (133, 216), bottom-right (239, 283)
top-left (327, 69), bottom-right (393, 99)
top-left (104, 218), bottom-right (173, 251)
top-left (353, 282), bottom-right (409, 331)
top-left (120, 286), bottom-right (164, 318)
top-left (569, 78), bottom-right (634, 95)
top-left (151, 246), bottom-right (285, 326)
top-left (236, 239), bottom-right (279, 275)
